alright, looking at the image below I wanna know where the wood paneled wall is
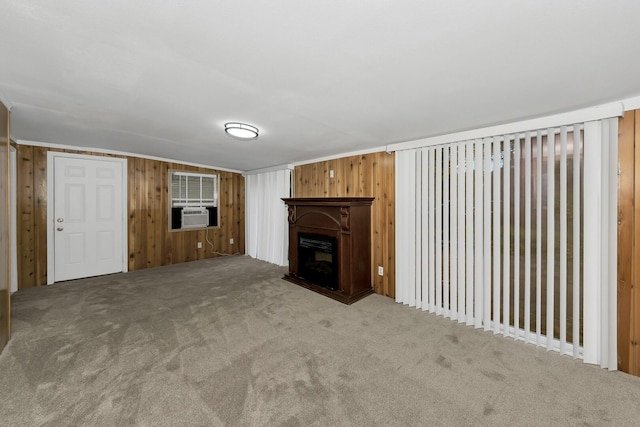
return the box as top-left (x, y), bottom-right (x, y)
top-left (0, 101), bottom-right (10, 351)
top-left (127, 157), bottom-right (245, 271)
top-left (618, 110), bottom-right (640, 375)
top-left (16, 144), bottom-right (245, 288)
top-left (294, 152), bottom-right (395, 298)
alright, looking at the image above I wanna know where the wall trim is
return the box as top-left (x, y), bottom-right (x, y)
top-left (12, 96), bottom-right (640, 172)
top-left (292, 145), bottom-right (388, 167)
top-left (244, 163), bottom-right (294, 176)
top-left (386, 102), bottom-right (625, 152)
top-left (18, 139), bottom-right (243, 174)
top-left (0, 89), bottom-right (13, 110)
top-left (623, 95), bottom-right (640, 112)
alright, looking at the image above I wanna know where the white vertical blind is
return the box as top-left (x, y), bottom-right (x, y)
top-left (415, 152), bottom-right (429, 310)
top-left (245, 168), bottom-right (291, 266)
top-left (503, 136), bottom-right (511, 338)
top-left (606, 120), bottom-right (618, 369)
top-left (395, 118), bottom-right (618, 370)
top-left (513, 136), bottom-right (520, 338)
top-left (572, 124), bottom-right (581, 359)
top-left (546, 127), bottom-right (555, 351)
top-left (465, 141), bottom-right (474, 326)
top-left (414, 151), bottom-right (422, 308)
top-left (395, 150), bottom-right (416, 305)
top-left (535, 133), bottom-right (543, 347)
top-left (457, 142), bottom-right (466, 323)
top-left (583, 121), bottom-right (601, 365)
top-left (559, 126), bottom-right (568, 354)
top-left (492, 136), bottom-right (501, 334)
top-left (600, 120), bottom-right (610, 368)
top-left (443, 147), bottom-right (451, 318)
top-left (435, 148), bottom-right (443, 315)
top-left (483, 140), bottom-right (491, 331)
top-left (474, 141), bottom-right (484, 329)
top-left (524, 132), bottom-right (532, 343)
top-left (450, 145), bottom-right (458, 319)
top-left (582, 119), bottom-right (618, 369)
top-left (428, 149), bottom-right (436, 313)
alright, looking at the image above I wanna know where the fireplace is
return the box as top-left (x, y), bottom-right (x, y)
top-left (298, 233), bottom-right (339, 290)
top-left (282, 197), bottom-right (374, 304)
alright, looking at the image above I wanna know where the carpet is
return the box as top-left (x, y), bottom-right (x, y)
top-left (1, 255), bottom-right (639, 426)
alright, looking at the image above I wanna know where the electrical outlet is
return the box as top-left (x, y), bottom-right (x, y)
top-left (329, 169), bottom-right (335, 178)
top-left (378, 266), bottom-right (384, 276)
top-left (197, 242), bottom-right (202, 249)
top-left (230, 238), bottom-right (234, 245)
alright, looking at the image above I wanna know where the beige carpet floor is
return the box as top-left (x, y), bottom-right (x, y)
top-left (1, 255), bottom-right (640, 426)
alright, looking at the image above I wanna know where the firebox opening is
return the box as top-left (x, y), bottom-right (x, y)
top-left (298, 233), bottom-right (338, 291)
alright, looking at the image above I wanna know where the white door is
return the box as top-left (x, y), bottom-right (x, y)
top-left (53, 155), bottom-right (125, 282)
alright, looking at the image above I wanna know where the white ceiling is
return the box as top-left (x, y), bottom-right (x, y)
top-left (2, 1), bottom-right (640, 172)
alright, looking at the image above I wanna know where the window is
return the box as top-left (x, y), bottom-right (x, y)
top-left (169, 171), bottom-right (219, 230)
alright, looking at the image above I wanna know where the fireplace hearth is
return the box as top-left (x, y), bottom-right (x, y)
top-left (282, 197), bottom-right (374, 304)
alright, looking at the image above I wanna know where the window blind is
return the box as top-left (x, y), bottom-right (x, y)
top-left (170, 171), bottom-right (218, 207)
top-left (395, 118), bottom-right (618, 370)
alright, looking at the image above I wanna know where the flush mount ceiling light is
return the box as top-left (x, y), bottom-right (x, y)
top-left (224, 122), bottom-right (259, 139)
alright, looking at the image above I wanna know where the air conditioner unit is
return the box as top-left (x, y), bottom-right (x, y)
top-left (181, 207), bottom-right (209, 229)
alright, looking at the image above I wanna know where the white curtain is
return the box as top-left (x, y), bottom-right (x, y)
top-left (395, 118), bottom-right (618, 370)
top-left (245, 168), bottom-right (291, 266)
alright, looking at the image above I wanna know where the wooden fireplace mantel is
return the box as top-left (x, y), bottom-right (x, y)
top-left (282, 197), bottom-right (374, 304)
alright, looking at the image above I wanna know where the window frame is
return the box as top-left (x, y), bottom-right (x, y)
top-left (168, 169), bottom-right (220, 231)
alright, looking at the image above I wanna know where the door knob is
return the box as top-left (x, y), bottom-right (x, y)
top-left (57, 227), bottom-right (63, 231)
top-left (57, 218), bottom-right (64, 223)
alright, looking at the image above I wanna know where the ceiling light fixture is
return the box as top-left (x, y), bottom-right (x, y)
top-left (224, 122), bottom-right (259, 139)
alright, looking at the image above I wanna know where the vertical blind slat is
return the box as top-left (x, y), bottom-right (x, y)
top-left (536, 133), bottom-right (543, 346)
top-left (457, 142), bottom-right (466, 323)
top-left (428, 149), bottom-right (436, 312)
top-left (546, 127), bottom-right (556, 350)
top-left (435, 148), bottom-right (443, 315)
top-left (483, 139), bottom-right (492, 331)
top-left (513, 136), bottom-right (521, 338)
top-left (475, 141), bottom-right (484, 329)
top-left (607, 119), bottom-right (618, 370)
top-left (457, 143), bottom-right (466, 322)
top-left (395, 151), bottom-right (414, 305)
top-left (394, 153), bottom-right (402, 303)
top-left (450, 145), bottom-right (458, 319)
top-left (503, 136), bottom-right (511, 337)
top-left (443, 147), bottom-right (451, 317)
top-left (466, 141), bottom-right (475, 325)
top-left (414, 151), bottom-right (422, 308)
top-left (524, 132), bottom-right (532, 342)
top-left (583, 121), bottom-right (600, 364)
top-left (493, 136), bottom-right (501, 334)
top-left (572, 124), bottom-right (581, 358)
top-left (600, 121), bottom-right (609, 367)
top-left (421, 150), bottom-right (429, 310)
top-left (559, 126), bottom-right (568, 353)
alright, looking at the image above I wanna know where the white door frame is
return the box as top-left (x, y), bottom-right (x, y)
top-left (47, 152), bottom-right (128, 284)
